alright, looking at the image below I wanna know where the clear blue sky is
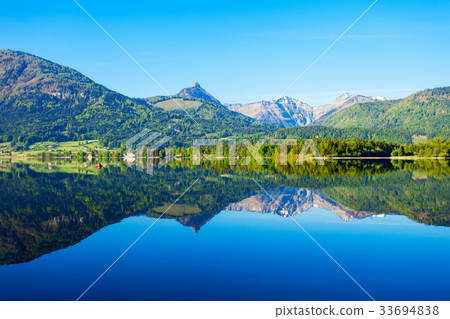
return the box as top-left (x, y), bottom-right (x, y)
top-left (1, 0), bottom-right (449, 105)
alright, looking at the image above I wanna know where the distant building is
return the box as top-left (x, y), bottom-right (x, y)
top-left (124, 152), bottom-right (136, 163)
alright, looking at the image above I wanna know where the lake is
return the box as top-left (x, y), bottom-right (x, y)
top-left (0, 159), bottom-right (449, 300)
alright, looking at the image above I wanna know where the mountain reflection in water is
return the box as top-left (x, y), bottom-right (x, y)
top-left (0, 159), bottom-right (449, 265)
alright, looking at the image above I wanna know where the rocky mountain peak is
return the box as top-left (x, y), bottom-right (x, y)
top-left (225, 96), bottom-right (313, 127)
top-left (225, 187), bottom-right (374, 221)
top-left (224, 92), bottom-right (387, 127)
top-left (336, 93), bottom-right (353, 100)
top-left (178, 82), bottom-right (221, 105)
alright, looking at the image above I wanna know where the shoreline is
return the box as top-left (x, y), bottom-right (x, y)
top-left (1, 155), bottom-right (448, 160)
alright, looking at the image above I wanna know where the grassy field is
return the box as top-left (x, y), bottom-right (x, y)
top-left (0, 140), bottom-right (107, 157)
top-left (28, 140), bottom-right (101, 152)
top-left (0, 159), bottom-right (122, 175)
top-left (412, 134), bottom-right (428, 144)
top-left (0, 142), bottom-right (10, 149)
top-left (153, 203), bottom-right (202, 216)
top-left (154, 98), bottom-right (201, 111)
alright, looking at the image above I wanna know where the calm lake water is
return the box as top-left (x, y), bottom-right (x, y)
top-left (0, 159), bottom-right (449, 300)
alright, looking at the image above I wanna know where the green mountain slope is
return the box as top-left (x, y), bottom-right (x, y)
top-left (266, 125), bottom-right (415, 144)
top-left (0, 50), bottom-right (271, 148)
top-left (323, 87), bottom-right (450, 135)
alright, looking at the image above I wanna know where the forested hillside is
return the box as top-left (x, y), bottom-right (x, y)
top-left (0, 50), bottom-right (272, 148)
top-left (265, 125), bottom-right (417, 144)
top-left (323, 87), bottom-right (450, 136)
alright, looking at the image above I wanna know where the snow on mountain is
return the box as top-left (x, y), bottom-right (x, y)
top-left (225, 187), bottom-right (374, 221)
top-left (312, 93), bottom-right (386, 123)
top-left (225, 94), bottom-right (386, 127)
top-left (226, 96), bottom-right (313, 127)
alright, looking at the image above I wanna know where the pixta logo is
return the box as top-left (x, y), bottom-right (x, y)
top-left (193, 138), bottom-right (324, 166)
top-left (126, 129), bottom-right (172, 175)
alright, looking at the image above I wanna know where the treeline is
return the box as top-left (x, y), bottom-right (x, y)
top-left (267, 125), bottom-right (416, 144)
top-left (178, 137), bottom-right (450, 159)
top-left (178, 138), bottom-right (398, 159)
top-left (33, 137), bottom-right (450, 160)
top-left (391, 137), bottom-right (450, 157)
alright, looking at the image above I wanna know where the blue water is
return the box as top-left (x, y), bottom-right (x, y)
top-left (0, 208), bottom-right (449, 301)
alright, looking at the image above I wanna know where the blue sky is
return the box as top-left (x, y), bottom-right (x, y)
top-left (1, 0), bottom-right (449, 105)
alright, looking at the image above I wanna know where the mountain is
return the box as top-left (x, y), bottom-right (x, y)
top-left (226, 187), bottom-right (374, 221)
top-left (146, 82), bottom-right (221, 111)
top-left (323, 87), bottom-right (450, 134)
top-left (0, 51), bottom-right (94, 98)
top-left (225, 94), bottom-right (385, 127)
top-left (312, 93), bottom-right (386, 123)
top-left (0, 50), bottom-right (272, 148)
top-left (226, 96), bottom-right (313, 127)
top-left (178, 82), bottom-right (221, 105)
top-left (0, 49), bottom-right (165, 145)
